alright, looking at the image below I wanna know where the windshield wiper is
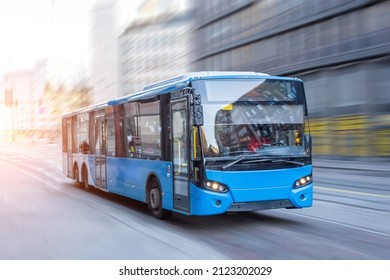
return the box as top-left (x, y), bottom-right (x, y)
top-left (222, 156), bottom-right (270, 170)
top-left (222, 156), bottom-right (245, 170)
top-left (222, 157), bottom-right (305, 170)
top-left (249, 158), bottom-right (305, 166)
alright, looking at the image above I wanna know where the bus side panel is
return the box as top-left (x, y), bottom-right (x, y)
top-left (105, 157), bottom-right (174, 211)
top-left (62, 152), bottom-right (69, 177)
top-left (88, 155), bottom-right (96, 186)
top-left (105, 157), bottom-right (125, 194)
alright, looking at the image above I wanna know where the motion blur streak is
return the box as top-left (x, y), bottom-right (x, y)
top-left (1, 0), bottom-right (389, 161)
top-left (316, 186), bottom-right (390, 199)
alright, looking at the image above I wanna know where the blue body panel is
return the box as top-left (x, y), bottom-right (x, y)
top-left (104, 157), bottom-right (174, 211)
top-left (206, 165), bottom-right (312, 204)
top-left (90, 156), bottom-right (312, 216)
top-left (189, 165), bottom-right (313, 216)
top-left (190, 183), bottom-right (234, 215)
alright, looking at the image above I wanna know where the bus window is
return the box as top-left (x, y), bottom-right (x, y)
top-left (106, 113), bottom-right (115, 156)
top-left (138, 99), bottom-right (161, 159)
top-left (124, 102), bottom-right (139, 158)
top-left (77, 113), bottom-right (89, 154)
top-left (139, 115), bottom-right (161, 158)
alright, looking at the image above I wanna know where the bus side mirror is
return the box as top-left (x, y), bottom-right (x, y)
top-left (193, 105), bottom-right (204, 126)
top-left (192, 91), bottom-right (203, 126)
top-left (305, 135), bottom-right (312, 153)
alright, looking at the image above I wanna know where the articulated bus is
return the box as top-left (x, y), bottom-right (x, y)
top-left (62, 72), bottom-right (313, 219)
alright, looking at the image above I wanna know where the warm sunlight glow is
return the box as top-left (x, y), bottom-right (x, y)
top-left (0, 107), bottom-right (12, 141)
top-left (0, 0), bottom-right (51, 73)
top-left (0, 0), bottom-right (94, 75)
top-left (0, 0), bottom-right (96, 142)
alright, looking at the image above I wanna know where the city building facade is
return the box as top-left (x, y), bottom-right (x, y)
top-left (89, 0), bottom-right (145, 104)
top-left (118, 0), bottom-right (193, 96)
top-left (0, 70), bottom-right (34, 140)
top-left (194, 0), bottom-right (390, 157)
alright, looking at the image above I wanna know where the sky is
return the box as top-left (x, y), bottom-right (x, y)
top-left (0, 0), bottom-right (94, 75)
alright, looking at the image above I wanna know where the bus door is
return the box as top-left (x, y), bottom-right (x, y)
top-left (65, 118), bottom-right (73, 178)
top-left (94, 113), bottom-right (107, 190)
top-left (171, 98), bottom-right (190, 213)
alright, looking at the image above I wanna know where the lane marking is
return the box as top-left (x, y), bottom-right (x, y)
top-left (315, 185), bottom-right (390, 199)
top-left (277, 209), bottom-right (390, 238)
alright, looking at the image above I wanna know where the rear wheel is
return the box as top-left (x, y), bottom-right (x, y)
top-left (148, 178), bottom-right (171, 219)
top-left (74, 165), bottom-right (81, 187)
top-left (82, 166), bottom-right (92, 192)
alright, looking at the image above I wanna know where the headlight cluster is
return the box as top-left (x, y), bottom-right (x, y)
top-left (205, 181), bottom-right (228, 192)
top-left (294, 175), bottom-right (312, 188)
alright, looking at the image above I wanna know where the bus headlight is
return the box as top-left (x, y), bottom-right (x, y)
top-left (293, 175), bottom-right (312, 188)
top-left (205, 180), bottom-right (228, 193)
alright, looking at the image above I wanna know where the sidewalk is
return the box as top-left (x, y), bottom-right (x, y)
top-left (313, 157), bottom-right (390, 172)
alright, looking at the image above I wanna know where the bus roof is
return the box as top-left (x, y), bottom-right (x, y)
top-left (142, 71), bottom-right (270, 90)
top-left (108, 71), bottom-right (273, 106)
top-left (63, 71), bottom-right (301, 116)
top-left (62, 102), bottom-right (108, 118)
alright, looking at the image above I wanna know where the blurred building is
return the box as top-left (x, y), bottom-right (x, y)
top-left (0, 76), bottom-right (13, 140)
top-left (41, 81), bottom-right (91, 140)
top-left (118, 0), bottom-right (193, 96)
top-left (89, 0), bottom-right (119, 104)
top-left (89, 0), bottom-right (145, 104)
top-left (48, 0), bottom-right (91, 88)
top-left (0, 77), bottom-right (11, 140)
top-left (194, 0), bottom-right (390, 158)
top-left (31, 59), bottom-right (49, 135)
top-left (0, 60), bottom-right (92, 141)
top-left (0, 70), bottom-right (34, 140)
top-left (0, 1), bottom-right (95, 141)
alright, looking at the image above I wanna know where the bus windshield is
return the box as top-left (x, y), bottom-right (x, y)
top-left (197, 79), bottom-right (309, 159)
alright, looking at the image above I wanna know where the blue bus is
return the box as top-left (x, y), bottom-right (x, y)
top-left (62, 72), bottom-right (313, 219)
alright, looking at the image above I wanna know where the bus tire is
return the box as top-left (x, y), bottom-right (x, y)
top-left (148, 178), bottom-right (171, 220)
top-left (74, 164), bottom-right (81, 187)
top-left (82, 166), bottom-right (92, 192)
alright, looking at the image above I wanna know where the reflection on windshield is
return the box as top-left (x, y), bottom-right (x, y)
top-left (200, 79), bottom-right (309, 159)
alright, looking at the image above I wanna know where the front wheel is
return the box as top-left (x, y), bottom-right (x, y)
top-left (148, 178), bottom-right (171, 219)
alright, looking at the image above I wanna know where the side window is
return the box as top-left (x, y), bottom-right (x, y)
top-left (106, 113), bottom-right (115, 156)
top-left (139, 115), bottom-right (161, 158)
top-left (123, 99), bottom-right (161, 159)
top-left (139, 99), bottom-right (161, 159)
top-left (89, 111), bottom-right (96, 154)
top-left (124, 102), bottom-right (140, 158)
top-left (62, 118), bottom-right (68, 152)
top-left (71, 115), bottom-right (77, 153)
top-left (77, 113), bottom-right (90, 154)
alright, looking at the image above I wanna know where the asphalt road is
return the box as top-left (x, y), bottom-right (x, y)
top-left (0, 140), bottom-right (389, 259)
